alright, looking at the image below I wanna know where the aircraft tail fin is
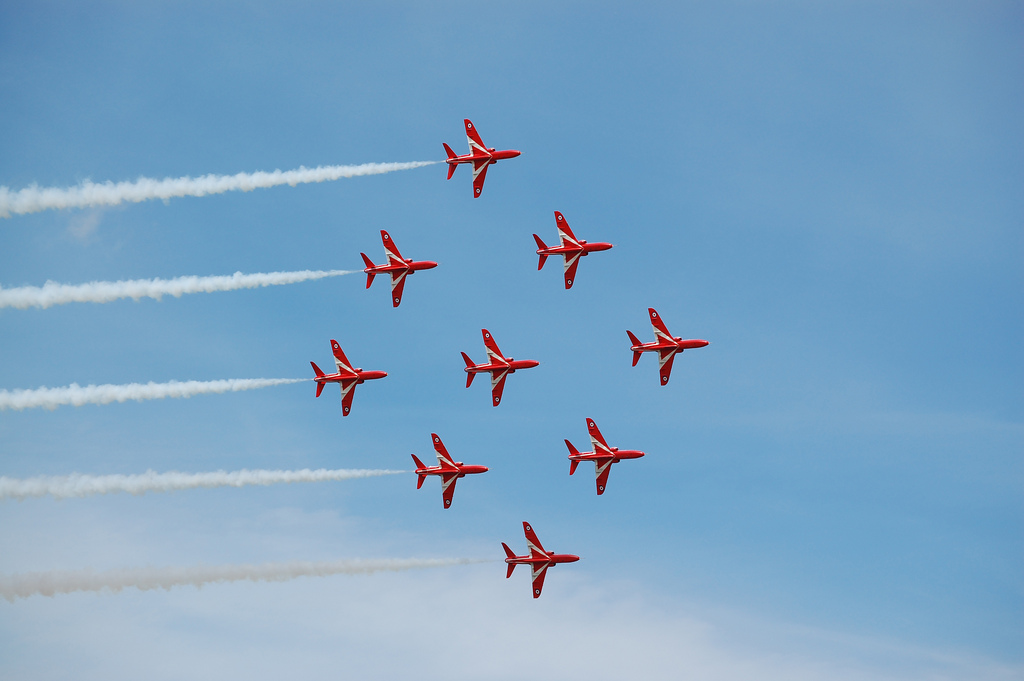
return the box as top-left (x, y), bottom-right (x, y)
top-left (566, 439), bottom-right (581, 474)
top-left (443, 144), bottom-right (458, 180)
top-left (410, 455), bottom-right (428, 489)
top-left (310, 362), bottom-right (325, 397)
top-left (502, 542), bottom-right (517, 577)
top-left (360, 254), bottom-right (376, 289)
top-left (533, 234), bottom-right (549, 270)
top-left (626, 331), bottom-right (643, 366)
top-left (461, 352), bottom-right (476, 387)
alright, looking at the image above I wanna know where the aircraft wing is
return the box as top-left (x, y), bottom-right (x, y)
top-left (658, 349), bottom-right (677, 386)
top-left (530, 561), bottom-right (550, 599)
top-left (380, 230), bottom-right (405, 264)
top-left (440, 473), bottom-right (458, 509)
top-left (587, 419), bottom-right (612, 454)
top-left (490, 369), bottom-right (509, 406)
top-left (339, 379), bottom-right (357, 416)
top-left (432, 433), bottom-right (458, 469)
top-left (390, 269), bottom-right (408, 308)
top-left (464, 119), bottom-right (487, 154)
top-left (471, 159), bottom-right (490, 198)
top-left (554, 212), bottom-right (579, 247)
top-left (522, 522), bottom-right (547, 557)
top-left (481, 329), bottom-right (505, 364)
top-left (649, 308), bottom-right (674, 343)
top-left (563, 251), bottom-right (583, 289)
top-left (331, 340), bottom-right (357, 377)
top-left (595, 459), bottom-right (614, 495)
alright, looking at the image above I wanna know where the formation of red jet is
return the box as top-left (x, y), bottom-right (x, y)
top-left (444, 119), bottom-right (521, 198)
top-left (534, 211), bottom-right (613, 289)
top-left (307, 120), bottom-right (709, 597)
top-left (411, 433), bottom-right (488, 509)
top-left (627, 308), bottom-right (710, 386)
top-left (360, 230), bottom-right (437, 307)
top-left (503, 522), bottom-right (580, 598)
top-left (566, 418), bottom-right (645, 495)
top-left (310, 340), bottom-right (387, 416)
top-left (461, 329), bottom-right (539, 407)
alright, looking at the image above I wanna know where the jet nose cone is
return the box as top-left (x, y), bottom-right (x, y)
top-left (423, 261), bottom-right (439, 269)
top-left (510, 150), bottom-right (522, 157)
top-left (566, 555), bottom-right (580, 563)
top-left (700, 340), bottom-right (710, 348)
top-left (523, 360), bottom-right (540, 369)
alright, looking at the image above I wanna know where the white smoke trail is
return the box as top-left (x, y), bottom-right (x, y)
top-left (0, 269), bottom-right (355, 310)
top-left (0, 558), bottom-right (486, 601)
top-left (0, 468), bottom-right (406, 501)
top-left (0, 378), bottom-right (306, 411)
top-left (0, 161), bottom-right (438, 218)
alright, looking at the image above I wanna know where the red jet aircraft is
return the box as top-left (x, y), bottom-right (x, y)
top-left (533, 211), bottom-right (613, 289)
top-left (360, 230), bottom-right (437, 307)
top-left (461, 329), bottom-right (539, 406)
top-left (443, 119), bottom-right (521, 197)
top-left (502, 521), bottom-right (580, 599)
top-left (627, 308), bottom-right (709, 386)
top-left (565, 418), bottom-right (645, 495)
top-left (310, 339), bottom-right (387, 416)
top-left (411, 433), bottom-right (488, 509)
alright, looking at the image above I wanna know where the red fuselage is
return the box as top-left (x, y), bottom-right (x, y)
top-left (568, 447), bottom-right (645, 465)
top-left (465, 358), bottom-right (540, 375)
top-left (535, 240), bottom-right (613, 259)
top-left (447, 147), bottom-right (521, 169)
top-left (414, 462), bottom-right (489, 478)
top-left (632, 337), bottom-right (709, 354)
top-left (504, 552), bottom-right (580, 568)
top-left (314, 368), bottom-right (388, 386)
top-left (362, 258), bottom-right (437, 278)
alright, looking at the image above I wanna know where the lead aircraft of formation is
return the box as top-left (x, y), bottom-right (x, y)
top-left (565, 418), bottom-right (645, 495)
top-left (461, 329), bottom-right (539, 406)
top-left (360, 230), bottom-right (437, 307)
top-left (443, 119), bottom-right (521, 197)
top-left (627, 308), bottom-right (710, 385)
top-left (533, 211), bottom-right (613, 289)
top-left (310, 339), bottom-right (387, 416)
top-left (411, 433), bottom-right (488, 509)
top-left (502, 521), bottom-right (580, 598)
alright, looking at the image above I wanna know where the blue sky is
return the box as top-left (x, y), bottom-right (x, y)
top-left (0, 2), bottom-right (1021, 679)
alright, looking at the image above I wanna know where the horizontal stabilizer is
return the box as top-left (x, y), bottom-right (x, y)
top-left (565, 439), bottom-right (580, 456)
top-left (569, 459), bottom-right (579, 476)
top-left (443, 142), bottom-right (457, 160)
top-left (360, 252), bottom-right (375, 269)
top-left (310, 361), bottom-right (325, 378)
top-left (411, 453), bottom-right (426, 470)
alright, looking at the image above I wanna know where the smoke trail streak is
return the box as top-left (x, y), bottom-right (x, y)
top-left (0, 558), bottom-right (487, 601)
top-left (0, 468), bottom-right (406, 501)
top-left (0, 378), bottom-right (306, 411)
top-left (0, 269), bottom-right (356, 310)
top-left (0, 161), bottom-right (438, 218)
